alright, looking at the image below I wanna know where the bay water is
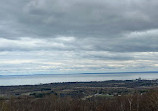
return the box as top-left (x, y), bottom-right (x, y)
top-left (0, 72), bottom-right (158, 86)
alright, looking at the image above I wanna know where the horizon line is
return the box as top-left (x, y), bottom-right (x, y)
top-left (0, 71), bottom-right (158, 76)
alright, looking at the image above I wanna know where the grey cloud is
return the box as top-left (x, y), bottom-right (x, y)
top-left (0, 32), bottom-right (158, 53)
top-left (1, 0), bottom-right (158, 74)
top-left (86, 54), bottom-right (134, 60)
top-left (75, 51), bottom-right (134, 60)
top-left (74, 29), bottom-right (158, 52)
top-left (1, 0), bottom-right (158, 38)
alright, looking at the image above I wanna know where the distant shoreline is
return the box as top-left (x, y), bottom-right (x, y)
top-left (1, 71), bottom-right (158, 76)
top-left (0, 78), bottom-right (156, 87)
top-left (0, 72), bottom-right (158, 86)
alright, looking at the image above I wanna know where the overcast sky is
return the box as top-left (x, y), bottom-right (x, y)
top-left (0, 0), bottom-right (158, 75)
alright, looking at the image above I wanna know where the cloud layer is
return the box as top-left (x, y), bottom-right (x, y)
top-left (0, 0), bottom-right (158, 74)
